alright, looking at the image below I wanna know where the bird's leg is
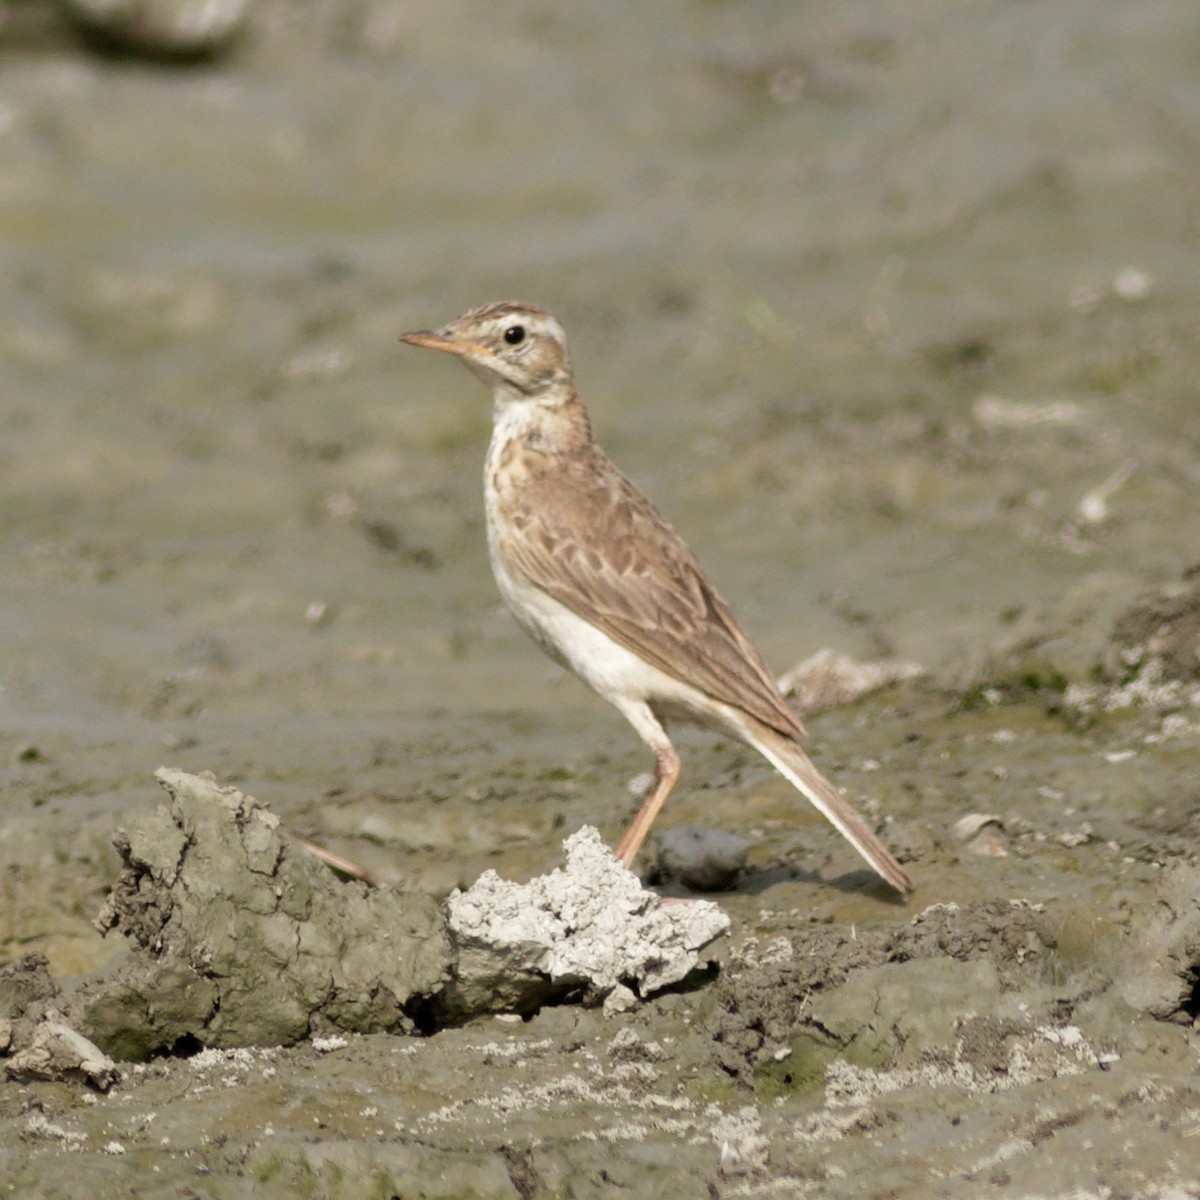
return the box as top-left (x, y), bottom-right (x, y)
top-left (615, 744), bottom-right (681, 868)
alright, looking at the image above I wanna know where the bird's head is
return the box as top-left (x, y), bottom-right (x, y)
top-left (401, 301), bottom-right (573, 404)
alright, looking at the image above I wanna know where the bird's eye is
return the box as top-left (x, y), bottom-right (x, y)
top-left (503, 325), bottom-right (526, 346)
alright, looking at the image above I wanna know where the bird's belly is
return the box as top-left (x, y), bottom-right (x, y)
top-left (486, 532), bottom-right (714, 722)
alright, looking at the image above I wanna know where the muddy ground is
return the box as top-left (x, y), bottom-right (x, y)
top-left (2, 2), bottom-right (1200, 1196)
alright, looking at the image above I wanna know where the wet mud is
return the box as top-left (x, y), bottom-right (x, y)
top-left (3, 1), bottom-right (1200, 1196)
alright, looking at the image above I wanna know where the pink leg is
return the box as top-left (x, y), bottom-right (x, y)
top-left (614, 745), bottom-right (681, 868)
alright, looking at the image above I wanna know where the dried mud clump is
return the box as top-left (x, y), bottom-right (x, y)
top-left (1119, 864), bottom-right (1200, 1023)
top-left (0, 955), bottom-right (118, 1090)
top-left (21, 770), bottom-right (728, 1065)
top-left (441, 826), bottom-right (729, 1019)
top-left (79, 769), bottom-right (453, 1059)
top-left (0, 954), bottom-right (60, 1045)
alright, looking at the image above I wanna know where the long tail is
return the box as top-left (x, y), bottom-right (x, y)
top-left (737, 715), bottom-right (913, 895)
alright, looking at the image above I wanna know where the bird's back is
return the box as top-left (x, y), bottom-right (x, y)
top-left (485, 395), bottom-right (806, 739)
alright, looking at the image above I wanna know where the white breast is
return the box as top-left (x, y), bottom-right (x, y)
top-left (483, 412), bottom-right (717, 729)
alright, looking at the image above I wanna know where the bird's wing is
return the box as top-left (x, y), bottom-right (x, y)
top-left (499, 446), bottom-right (806, 738)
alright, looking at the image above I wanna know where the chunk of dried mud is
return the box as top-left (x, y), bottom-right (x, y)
top-left (49, 770), bottom-right (729, 1060)
top-left (0, 953), bottom-right (60, 1029)
top-left (7, 1011), bottom-right (118, 1090)
top-left (0, 956), bottom-right (118, 1089)
top-left (440, 827), bottom-right (729, 1020)
top-left (76, 768), bottom-right (453, 1058)
top-left (1118, 863), bottom-right (1200, 1023)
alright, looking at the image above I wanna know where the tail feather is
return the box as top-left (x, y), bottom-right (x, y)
top-left (741, 717), bottom-right (913, 895)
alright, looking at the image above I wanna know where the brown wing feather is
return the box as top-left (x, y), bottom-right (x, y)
top-left (499, 441), bottom-right (805, 739)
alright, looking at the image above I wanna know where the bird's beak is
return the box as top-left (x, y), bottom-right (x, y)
top-left (399, 329), bottom-right (493, 359)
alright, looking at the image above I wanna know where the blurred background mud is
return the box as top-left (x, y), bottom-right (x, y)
top-left (1, 3), bottom-right (1199, 1196)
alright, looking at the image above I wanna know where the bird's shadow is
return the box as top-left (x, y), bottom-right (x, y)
top-left (652, 861), bottom-right (911, 906)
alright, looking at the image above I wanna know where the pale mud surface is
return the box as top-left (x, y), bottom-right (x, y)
top-left (2, 2), bottom-right (1200, 1196)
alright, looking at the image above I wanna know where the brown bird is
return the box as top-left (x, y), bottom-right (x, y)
top-left (400, 302), bottom-right (912, 894)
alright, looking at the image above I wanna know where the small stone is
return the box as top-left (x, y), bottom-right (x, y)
top-left (951, 814), bottom-right (1008, 857)
top-left (1113, 267), bottom-right (1152, 302)
top-left (63, 0), bottom-right (251, 59)
top-left (656, 826), bottom-right (749, 891)
top-left (8, 1012), bottom-right (118, 1090)
top-left (305, 600), bottom-right (332, 627)
top-left (602, 985), bottom-right (638, 1016)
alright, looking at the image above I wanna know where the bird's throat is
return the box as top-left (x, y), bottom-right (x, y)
top-left (491, 386), bottom-right (593, 456)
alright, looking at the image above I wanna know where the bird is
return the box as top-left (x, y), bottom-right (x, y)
top-left (400, 301), bottom-right (912, 895)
